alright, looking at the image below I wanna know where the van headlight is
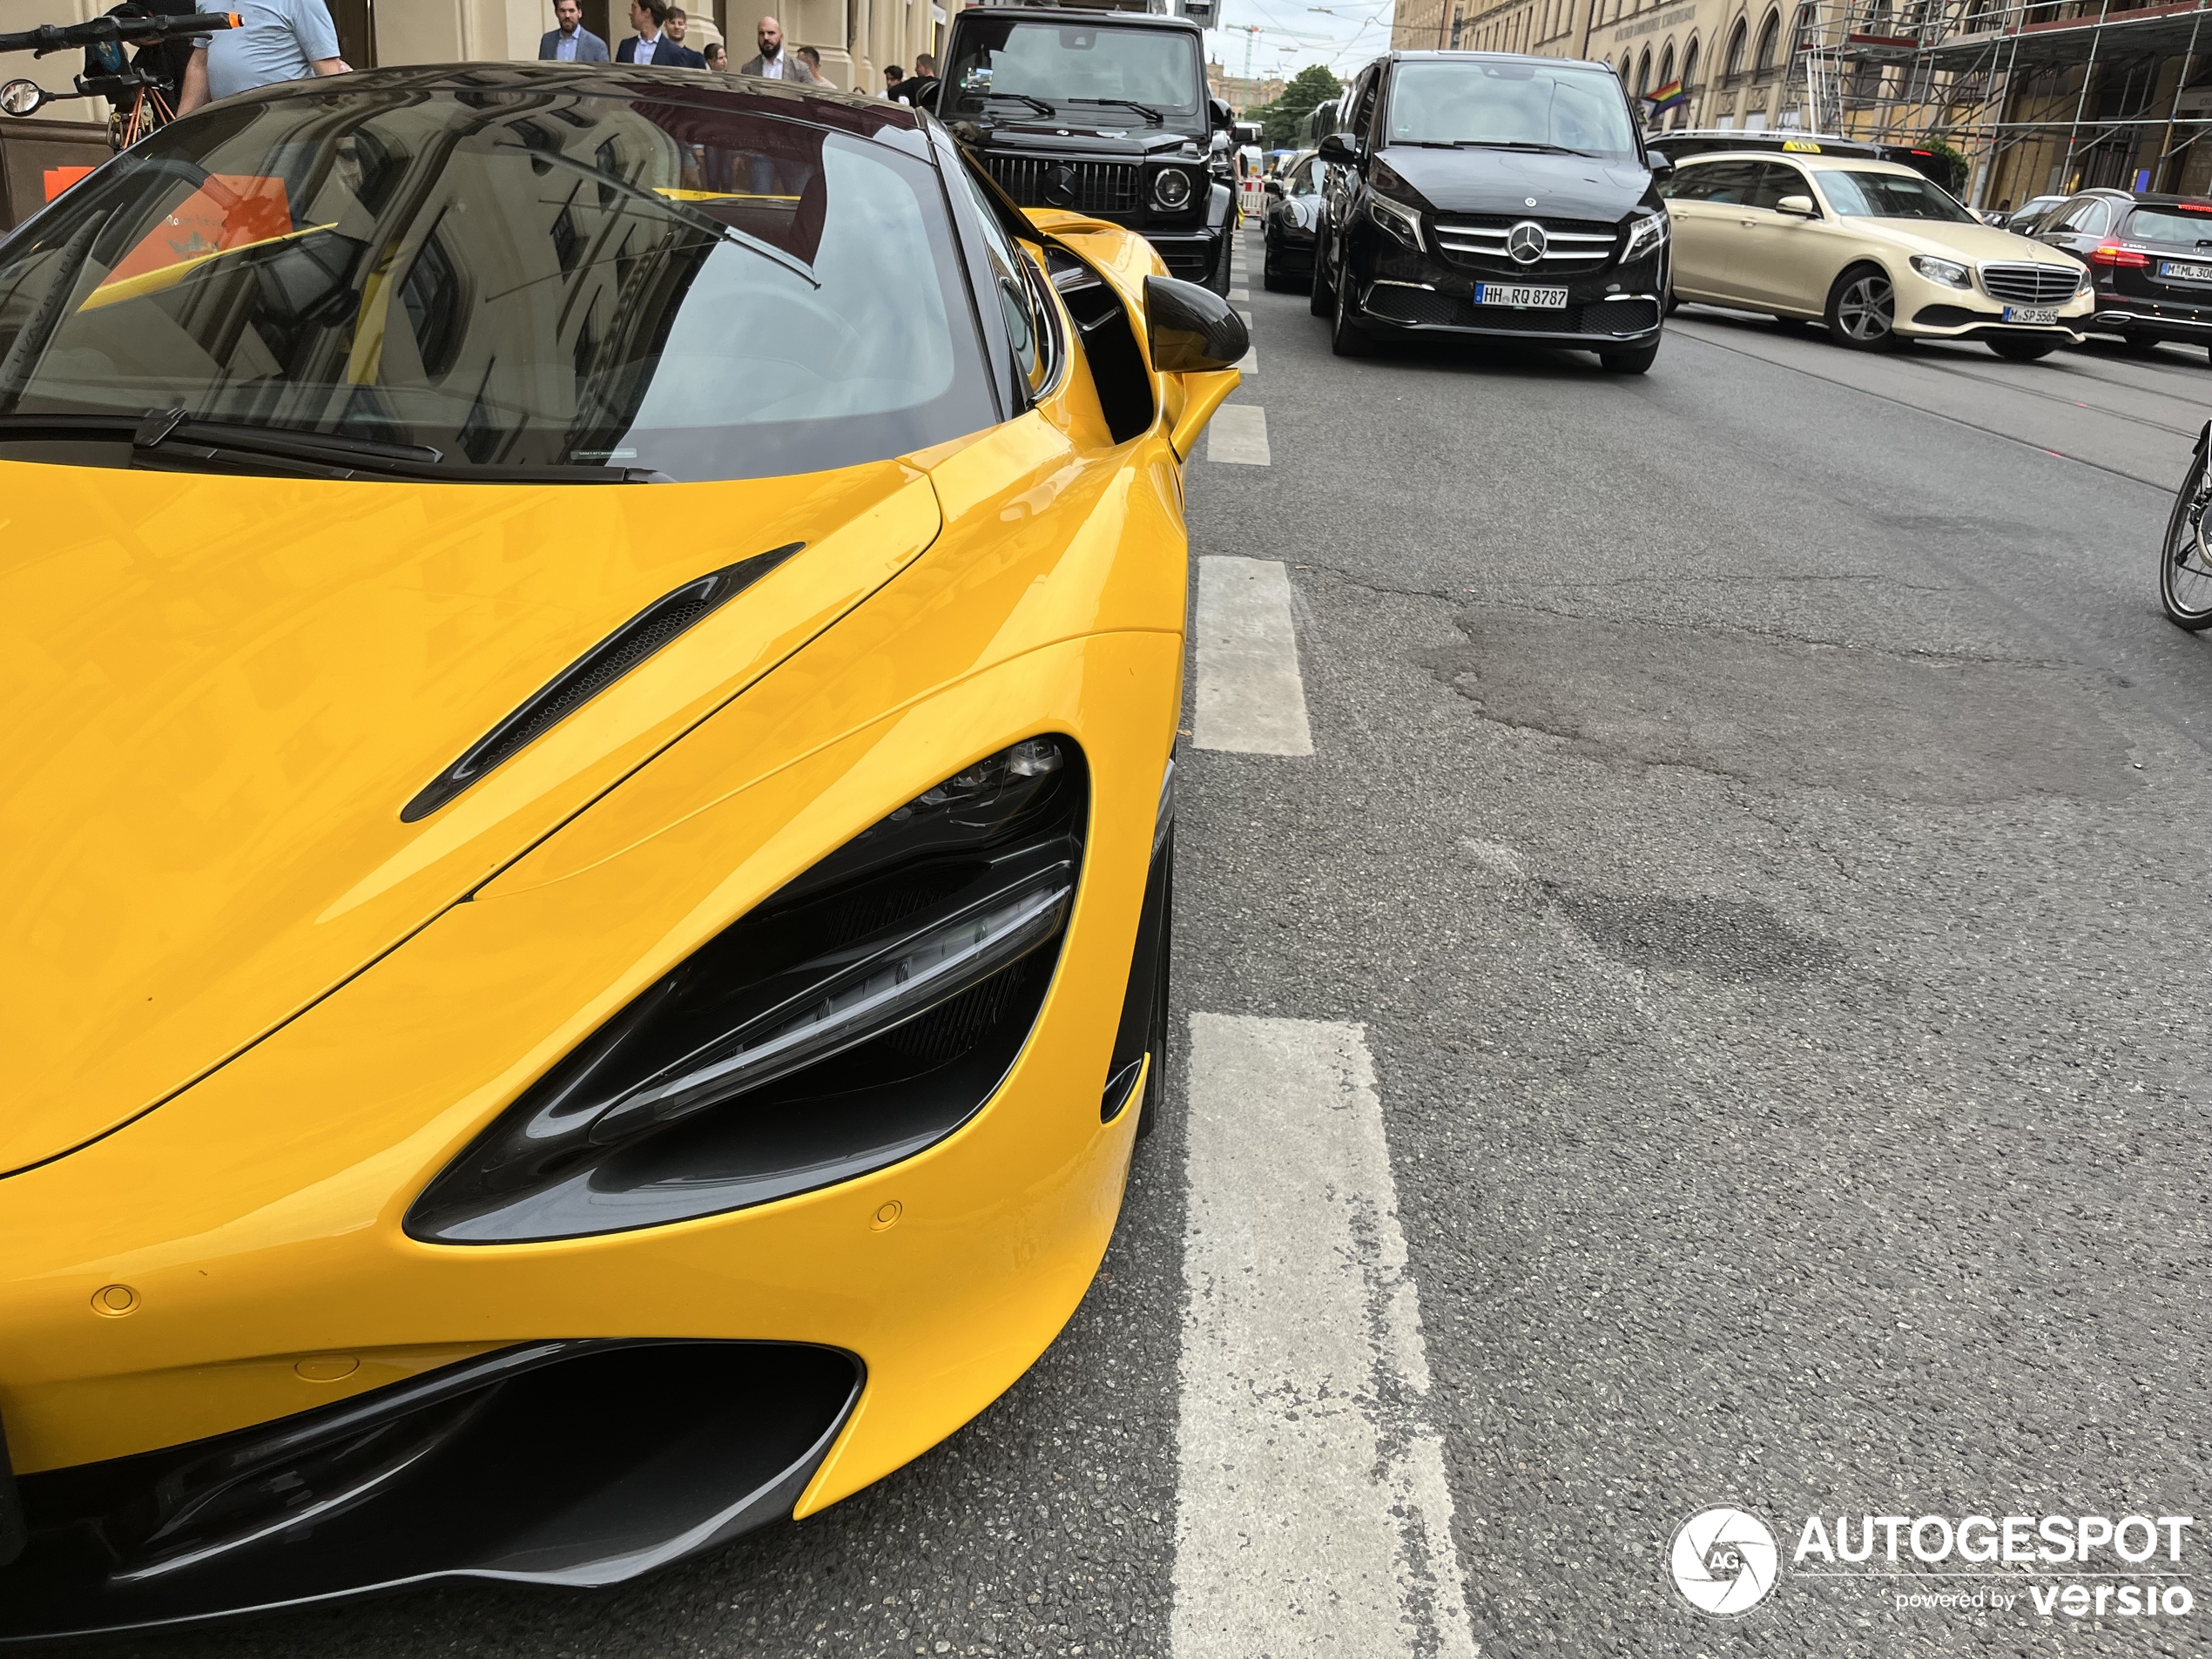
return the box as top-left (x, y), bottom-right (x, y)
top-left (1621, 210), bottom-right (1669, 263)
top-left (1366, 192), bottom-right (1425, 251)
top-left (1910, 254), bottom-right (1973, 289)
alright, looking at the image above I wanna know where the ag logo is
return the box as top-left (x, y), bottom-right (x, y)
top-left (1669, 1507), bottom-right (1778, 1615)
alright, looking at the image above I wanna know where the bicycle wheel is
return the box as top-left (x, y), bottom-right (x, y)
top-left (2160, 447), bottom-right (2212, 631)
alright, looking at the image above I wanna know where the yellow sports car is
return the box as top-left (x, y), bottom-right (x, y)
top-left (0, 62), bottom-right (1242, 1639)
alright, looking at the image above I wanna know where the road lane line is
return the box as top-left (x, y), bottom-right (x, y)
top-left (1174, 1015), bottom-right (1479, 1659)
top-left (1193, 556), bottom-right (1311, 755)
top-left (1205, 403), bottom-right (1269, 466)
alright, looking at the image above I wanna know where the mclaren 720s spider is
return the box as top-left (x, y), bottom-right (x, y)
top-left (0, 58), bottom-right (1245, 1640)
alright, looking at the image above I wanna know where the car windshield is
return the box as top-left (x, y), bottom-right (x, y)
top-left (2123, 206), bottom-right (2212, 247)
top-left (1383, 59), bottom-right (1636, 158)
top-left (0, 80), bottom-right (996, 482)
top-left (945, 21), bottom-right (1202, 121)
top-left (1816, 169), bottom-right (1976, 222)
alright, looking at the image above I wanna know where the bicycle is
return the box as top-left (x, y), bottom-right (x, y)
top-left (2161, 420), bottom-right (2212, 631)
top-left (0, 10), bottom-right (237, 152)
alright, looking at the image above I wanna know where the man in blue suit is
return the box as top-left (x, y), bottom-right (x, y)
top-left (614, 0), bottom-right (705, 65)
top-left (538, 0), bottom-right (609, 60)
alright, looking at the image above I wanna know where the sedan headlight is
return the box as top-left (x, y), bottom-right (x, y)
top-left (1909, 254), bottom-right (1973, 290)
top-left (1153, 168), bottom-right (1194, 210)
top-left (1621, 210), bottom-right (1669, 263)
top-left (1366, 192), bottom-right (1425, 251)
top-left (408, 737), bottom-right (1087, 1244)
top-left (2074, 262), bottom-right (2094, 295)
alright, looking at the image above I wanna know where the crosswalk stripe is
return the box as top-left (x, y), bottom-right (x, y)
top-left (1192, 555), bottom-right (1310, 755)
top-left (1173, 1015), bottom-right (1479, 1659)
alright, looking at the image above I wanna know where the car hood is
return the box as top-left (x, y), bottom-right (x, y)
top-left (1848, 217), bottom-right (2086, 267)
top-left (1375, 145), bottom-right (1655, 219)
top-left (0, 459), bottom-right (941, 1176)
top-left (969, 122), bottom-right (1204, 160)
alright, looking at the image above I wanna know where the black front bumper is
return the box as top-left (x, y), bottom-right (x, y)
top-left (1344, 227), bottom-right (1664, 349)
top-left (1148, 226), bottom-right (1227, 284)
top-left (0, 1340), bottom-right (860, 1642)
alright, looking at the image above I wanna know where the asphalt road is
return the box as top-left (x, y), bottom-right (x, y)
top-left (90, 233), bottom-right (2212, 1658)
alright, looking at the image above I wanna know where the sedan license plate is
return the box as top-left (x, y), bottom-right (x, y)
top-left (1474, 282), bottom-right (1568, 309)
top-left (2001, 305), bottom-right (2059, 325)
top-left (2160, 260), bottom-right (2212, 282)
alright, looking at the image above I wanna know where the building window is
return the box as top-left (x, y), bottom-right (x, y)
top-left (1635, 45), bottom-right (1651, 96)
top-left (1753, 8), bottom-right (1782, 72)
top-left (1724, 16), bottom-right (1749, 79)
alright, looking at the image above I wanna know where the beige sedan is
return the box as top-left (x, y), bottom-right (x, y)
top-left (1662, 151), bottom-right (2094, 359)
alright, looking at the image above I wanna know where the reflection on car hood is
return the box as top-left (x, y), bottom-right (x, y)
top-left (974, 123), bottom-right (1202, 159)
top-left (0, 459), bottom-right (941, 1175)
top-left (1376, 145), bottom-right (1654, 219)
top-left (1848, 217), bottom-right (2088, 266)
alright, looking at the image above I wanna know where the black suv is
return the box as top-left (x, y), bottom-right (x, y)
top-left (930, 4), bottom-right (1236, 293)
top-left (1310, 51), bottom-right (1670, 371)
top-left (2030, 189), bottom-right (2212, 361)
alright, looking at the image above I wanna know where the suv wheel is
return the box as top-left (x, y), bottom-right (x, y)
top-left (1310, 223), bottom-right (1335, 317)
top-left (1331, 271), bottom-right (1372, 357)
top-left (1826, 264), bottom-right (1897, 351)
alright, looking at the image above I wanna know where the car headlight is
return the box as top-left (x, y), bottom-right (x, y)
top-left (1910, 254), bottom-right (1973, 290)
top-left (2074, 262), bottom-right (2095, 294)
top-left (1154, 167), bottom-right (1193, 210)
top-left (1366, 192), bottom-right (1425, 251)
top-left (407, 736), bottom-right (1087, 1244)
top-left (1621, 210), bottom-right (1669, 263)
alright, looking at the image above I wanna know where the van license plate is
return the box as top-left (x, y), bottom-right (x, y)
top-left (2002, 305), bottom-right (2058, 325)
top-left (2160, 260), bottom-right (2212, 281)
top-left (1474, 283), bottom-right (1568, 308)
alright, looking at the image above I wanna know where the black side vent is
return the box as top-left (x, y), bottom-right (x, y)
top-left (401, 544), bottom-right (802, 823)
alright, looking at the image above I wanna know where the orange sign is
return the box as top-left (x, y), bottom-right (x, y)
top-left (42, 165), bottom-right (96, 202)
top-left (103, 174), bottom-right (293, 286)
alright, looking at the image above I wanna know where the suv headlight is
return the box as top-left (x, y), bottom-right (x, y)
top-left (1621, 210), bottom-right (1669, 263)
top-left (1154, 167), bottom-right (1194, 210)
top-left (1366, 192), bottom-right (1425, 251)
top-left (1910, 254), bottom-right (1973, 289)
top-left (407, 737), bottom-right (1087, 1244)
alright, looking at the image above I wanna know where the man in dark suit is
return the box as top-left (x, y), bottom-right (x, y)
top-left (614, 0), bottom-right (705, 66)
top-left (735, 13), bottom-right (818, 81)
top-left (538, 0), bottom-right (609, 60)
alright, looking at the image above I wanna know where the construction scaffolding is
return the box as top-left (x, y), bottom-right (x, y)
top-left (1790, 0), bottom-right (2212, 204)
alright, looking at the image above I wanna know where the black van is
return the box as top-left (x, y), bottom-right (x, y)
top-left (929, 4), bottom-right (1237, 293)
top-left (1311, 51), bottom-right (1670, 372)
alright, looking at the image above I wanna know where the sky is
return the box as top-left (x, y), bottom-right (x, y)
top-left (1202, 0), bottom-right (1398, 89)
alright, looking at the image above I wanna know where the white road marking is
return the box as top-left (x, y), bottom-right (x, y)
top-left (1205, 402), bottom-right (1270, 467)
top-left (1227, 287), bottom-right (1250, 301)
top-left (1235, 307), bottom-right (1257, 374)
top-left (1175, 1015), bottom-right (1480, 1659)
top-left (1193, 556), bottom-right (1312, 756)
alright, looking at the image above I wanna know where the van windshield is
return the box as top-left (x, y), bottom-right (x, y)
top-left (945, 20), bottom-right (1203, 123)
top-left (0, 82), bottom-right (995, 482)
top-left (1384, 60), bottom-right (1637, 158)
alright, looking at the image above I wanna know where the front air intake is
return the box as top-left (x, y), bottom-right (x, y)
top-left (400, 544), bottom-right (802, 822)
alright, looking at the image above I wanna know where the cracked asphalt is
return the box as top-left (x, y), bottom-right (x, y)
top-left (78, 246), bottom-right (2212, 1658)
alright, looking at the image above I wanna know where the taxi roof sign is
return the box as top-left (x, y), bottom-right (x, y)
top-left (1782, 138), bottom-right (1823, 152)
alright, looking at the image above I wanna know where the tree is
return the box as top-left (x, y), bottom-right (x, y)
top-left (1250, 64), bottom-right (1343, 152)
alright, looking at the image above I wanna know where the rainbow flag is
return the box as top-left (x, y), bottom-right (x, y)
top-left (1645, 78), bottom-right (1688, 111)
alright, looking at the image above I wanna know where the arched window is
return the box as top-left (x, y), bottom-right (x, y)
top-left (1724, 16), bottom-right (1750, 78)
top-left (1657, 41), bottom-right (1675, 89)
top-left (1754, 7), bottom-right (1783, 71)
top-left (1620, 51), bottom-right (1633, 84)
top-left (1791, 2), bottom-right (1816, 54)
top-left (1635, 46), bottom-right (1652, 96)
top-left (1682, 35), bottom-right (1700, 88)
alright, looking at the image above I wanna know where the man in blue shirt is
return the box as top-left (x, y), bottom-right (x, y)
top-left (539, 0), bottom-right (610, 61)
top-left (173, 0), bottom-right (346, 111)
top-left (614, 0), bottom-right (705, 66)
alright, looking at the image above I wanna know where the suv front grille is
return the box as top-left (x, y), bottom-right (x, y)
top-left (985, 156), bottom-right (1142, 214)
top-left (1980, 262), bottom-right (2078, 304)
top-left (1433, 213), bottom-right (1617, 273)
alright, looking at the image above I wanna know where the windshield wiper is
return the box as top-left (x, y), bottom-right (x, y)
top-left (125, 409), bottom-right (665, 482)
top-left (497, 142), bottom-right (820, 291)
top-left (1067, 97), bottom-right (1163, 124)
top-left (981, 91), bottom-right (1055, 117)
top-left (1448, 140), bottom-right (1598, 155)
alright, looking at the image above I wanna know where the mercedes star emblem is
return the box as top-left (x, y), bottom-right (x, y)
top-left (1046, 163), bottom-right (1077, 207)
top-left (1507, 220), bottom-right (1548, 264)
top-left (1525, 196), bottom-right (1538, 206)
